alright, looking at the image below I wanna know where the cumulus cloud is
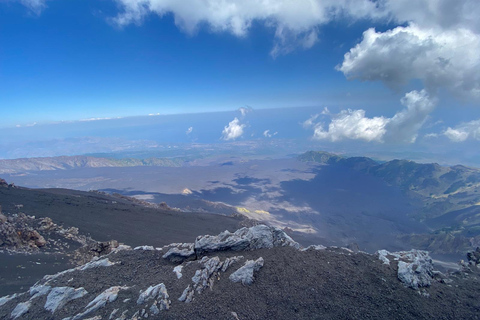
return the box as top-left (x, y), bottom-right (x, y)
top-left (444, 119), bottom-right (480, 142)
top-left (380, 0), bottom-right (480, 33)
top-left (338, 24), bottom-right (480, 99)
top-left (263, 130), bottom-right (278, 138)
top-left (111, 0), bottom-right (385, 57)
top-left (310, 90), bottom-right (435, 143)
top-left (109, 0), bottom-right (480, 58)
top-left (384, 89), bottom-right (437, 143)
top-left (221, 117), bottom-right (245, 140)
top-left (313, 109), bottom-right (388, 142)
top-left (186, 126), bottom-right (193, 135)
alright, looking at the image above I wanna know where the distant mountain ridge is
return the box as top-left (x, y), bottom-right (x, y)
top-left (299, 151), bottom-right (480, 206)
top-left (299, 151), bottom-right (480, 253)
top-left (0, 156), bottom-right (184, 174)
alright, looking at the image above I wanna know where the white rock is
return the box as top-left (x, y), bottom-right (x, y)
top-left (11, 301), bottom-right (31, 319)
top-left (72, 286), bottom-right (128, 320)
top-left (178, 285), bottom-right (194, 303)
top-left (376, 249), bottom-right (391, 265)
top-left (300, 245), bottom-right (326, 252)
top-left (112, 244), bottom-right (132, 252)
top-left (44, 258), bottom-right (117, 284)
top-left (133, 246), bottom-right (155, 251)
top-left (221, 256), bottom-right (244, 272)
top-left (376, 249), bottom-right (434, 289)
top-left (162, 245), bottom-right (195, 263)
top-left (109, 308), bottom-right (119, 320)
top-left (149, 301), bottom-right (159, 315)
top-left (79, 258), bottom-right (116, 270)
top-left (137, 283), bottom-right (170, 311)
top-left (192, 256), bottom-right (223, 293)
top-left (398, 257), bottom-right (434, 289)
top-left (44, 287), bottom-right (88, 313)
top-left (0, 293), bottom-right (21, 307)
top-left (178, 255), bottom-right (244, 303)
top-left (195, 225), bottom-right (300, 255)
top-left (173, 266), bottom-right (183, 279)
top-left (229, 257), bottom-right (264, 285)
top-left (29, 284), bottom-right (51, 300)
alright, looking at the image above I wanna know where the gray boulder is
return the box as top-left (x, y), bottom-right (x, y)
top-left (194, 225), bottom-right (300, 255)
top-left (162, 245), bottom-right (195, 263)
top-left (229, 257), bottom-right (264, 285)
top-left (11, 301), bottom-right (31, 319)
top-left (376, 249), bottom-right (434, 289)
top-left (178, 255), bottom-right (244, 303)
top-left (44, 287), bottom-right (88, 313)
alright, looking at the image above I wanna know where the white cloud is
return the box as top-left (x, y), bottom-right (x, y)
top-left (186, 126), bottom-right (193, 135)
top-left (313, 109), bottom-right (388, 142)
top-left (14, 0), bottom-right (47, 14)
top-left (444, 119), bottom-right (480, 142)
top-left (221, 117), bottom-right (245, 140)
top-left (110, 1), bottom-right (480, 58)
top-left (310, 90), bottom-right (435, 143)
top-left (384, 89), bottom-right (437, 143)
top-left (263, 130), bottom-right (278, 138)
top-left (302, 114), bottom-right (319, 129)
top-left (380, 0), bottom-right (480, 33)
top-left (238, 106), bottom-right (253, 117)
top-left (111, 0), bottom-right (384, 57)
top-left (424, 133), bottom-right (439, 139)
top-left (338, 24), bottom-right (480, 99)
top-left (321, 107), bottom-right (330, 115)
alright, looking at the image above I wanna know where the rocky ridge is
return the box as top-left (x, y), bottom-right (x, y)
top-left (0, 156), bottom-right (184, 175)
top-left (0, 205), bottom-right (119, 266)
top-left (299, 151), bottom-right (480, 255)
top-left (0, 225), bottom-right (479, 320)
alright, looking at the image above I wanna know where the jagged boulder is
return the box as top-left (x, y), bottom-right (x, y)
top-left (44, 287), bottom-right (88, 313)
top-left (162, 225), bottom-right (299, 263)
top-left (229, 257), bottom-right (264, 285)
top-left (376, 249), bottom-right (434, 289)
top-left (194, 224), bottom-right (300, 255)
top-left (11, 301), bottom-right (31, 319)
top-left (178, 255), bottom-right (244, 303)
top-left (67, 286), bottom-right (128, 320)
top-left (137, 283), bottom-right (170, 313)
top-left (162, 244), bottom-right (195, 263)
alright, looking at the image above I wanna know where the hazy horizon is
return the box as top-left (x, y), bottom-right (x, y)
top-left (2, 0), bottom-right (480, 167)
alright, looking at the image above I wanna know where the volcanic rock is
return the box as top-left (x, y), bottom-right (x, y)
top-left (194, 224), bottom-right (300, 255)
top-left (229, 257), bottom-right (264, 285)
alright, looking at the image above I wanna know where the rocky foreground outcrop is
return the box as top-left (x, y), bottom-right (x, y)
top-left (0, 208), bottom-right (120, 266)
top-left (0, 225), bottom-right (479, 320)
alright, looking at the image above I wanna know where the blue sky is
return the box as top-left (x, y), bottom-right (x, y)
top-left (1, 0), bottom-right (480, 159)
top-left (1, 0), bottom-right (393, 125)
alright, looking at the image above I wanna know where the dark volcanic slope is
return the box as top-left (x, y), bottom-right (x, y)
top-left (0, 185), bottom-right (244, 248)
top-left (0, 226), bottom-right (479, 320)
